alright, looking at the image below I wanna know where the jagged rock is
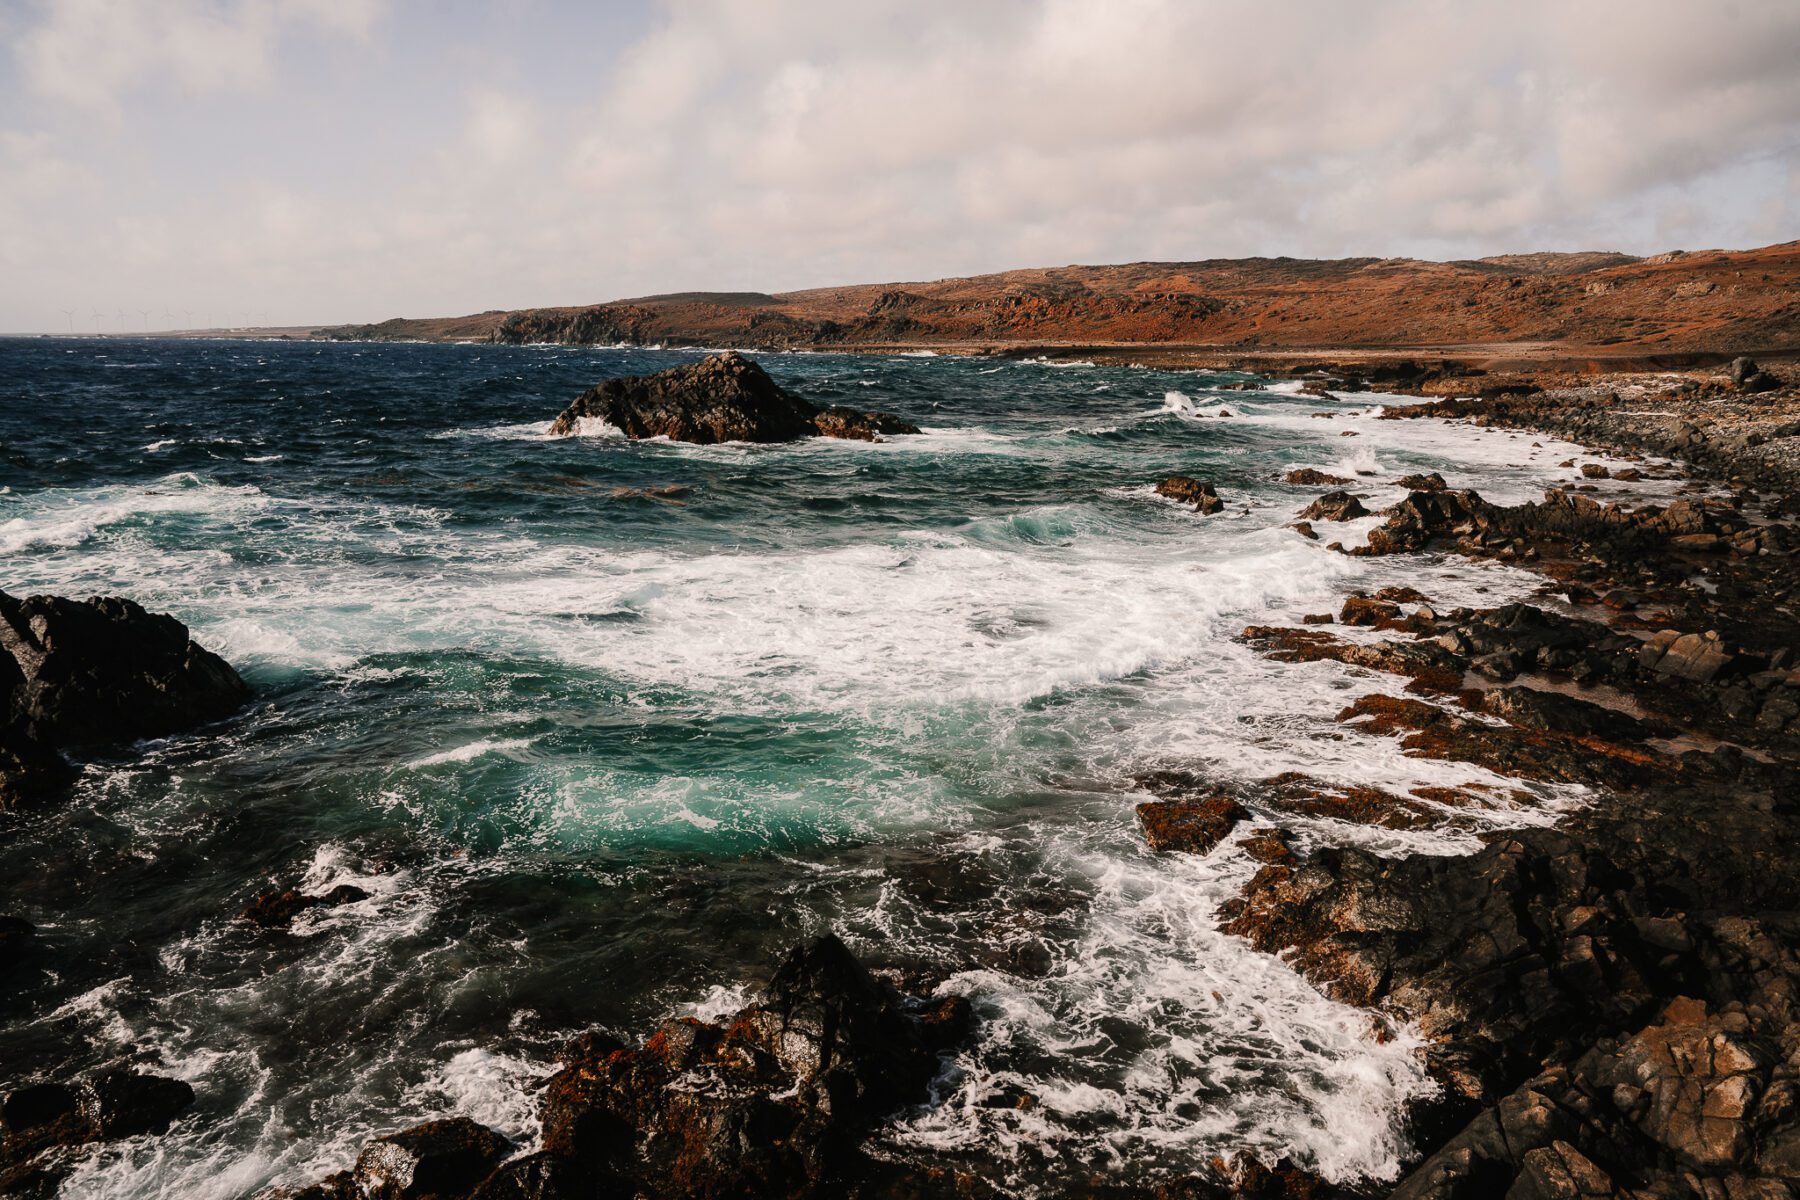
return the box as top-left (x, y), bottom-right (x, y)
top-left (1298, 490), bottom-right (1368, 521)
top-left (1155, 476), bottom-right (1224, 514)
top-left (1393, 472), bottom-right (1448, 491)
top-left (1638, 630), bottom-right (1734, 683)
top-left (0, 591), bottom-right (248, 808)
top-left (353, 1118), bottom-right (510, 1200)
top-left (1482, 686), bottom-right (1666, 743)
top-left (240, 884), bottom-right (370, 929)
top-left (0, 591), bottom-right (248, 748)
top-left (1728, 356), bottom-right (1780, 394)
top-left (1, 1071), bottom-right (195, 1165)
top-left (1135, 792), bottom-right (1246, 854)
top-left (536, 935), bottom-right (971, 1198)
top-left (1241, 625), bottom-right (1465, 692)
top-left (1285, 467), bottom-right (1352, 486)
top-left (1339, 595), bottom-right (1402, 627)
top-left (547, 353), bottom-right (919, 444)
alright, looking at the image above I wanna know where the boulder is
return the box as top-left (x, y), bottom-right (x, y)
top-left (1728, 356), bottom-right (1779, 394)
top-left (547, 353), bottom-right (919, 444)
top-left (1, 591), bottom-right (249, 748)
top-left (0, 590), bottom-right (248, 808)
top-left (1393, 472), bottom-right (1448, 492)
top-left (1299, 490), bottom-right (1368, 521)
top-left (1135, 791), bottom-right (1247, 854)
top-left (536, 935), bottom-right (971, 1198)
top-left (1638, 630), bottom-right (1733, 683)
top-left (1, 1071), bottom-right (194, 1164)
top-left (1154, 476), bottom-right (1224, 514)
top-left (1285, 467), bottom-right (1352, 487)
top-left (353, 1118), bottom-right (510, 1200)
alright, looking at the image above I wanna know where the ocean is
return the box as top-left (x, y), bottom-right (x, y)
top-left (0, 338), bottom-right (1622, 1196)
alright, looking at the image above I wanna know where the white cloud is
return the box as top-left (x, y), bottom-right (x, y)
top-left (1, 0), bottom-right (1797, 329)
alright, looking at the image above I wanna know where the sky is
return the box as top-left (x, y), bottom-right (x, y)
top-left (2, 0), bottom-right (1798, 333)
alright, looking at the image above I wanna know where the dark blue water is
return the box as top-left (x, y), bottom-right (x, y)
top-left (0, 338), bottom-right (1601, 1196)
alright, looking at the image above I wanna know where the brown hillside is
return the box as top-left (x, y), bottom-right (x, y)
top-left (313, 242), bottom-right (1800, 366)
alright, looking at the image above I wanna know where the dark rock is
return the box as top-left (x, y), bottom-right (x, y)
top-left (1482, 686), bottom-right (1667, 743)
top-left (352, 1118), bottom-right (510, 1200)
top-left (537, 934), bottom-right (970, 1198)
top-left (1155, 476), bottom-right (1224, 514)
top-left (1298, 490), bottom-right (1368, 521)
top-left (469, 1151), bottom-right (625, 1200)
top-left (1285, 467), bottom-right (1352, 487)
top-left (547, 353), bottom-right (918, 444)
top-left (1393, 472), bottom-right (1448, 491)
top-left (1339, 595), bottom-right (1402, 627)
top-left (0, 591), bottom-right (249, 749)
top-left (0, 916), bottom-right (35, 968)
top-left (240, 884), bottom-right (369, 929)
top-left (1, 1071), bottom-right (194, 1164)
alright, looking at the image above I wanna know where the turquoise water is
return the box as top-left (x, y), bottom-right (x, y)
top-left (0, 339), bottom-right (1613, 1195)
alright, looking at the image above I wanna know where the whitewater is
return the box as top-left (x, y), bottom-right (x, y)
top-left (0, 339), bottom-right (1655, 1196)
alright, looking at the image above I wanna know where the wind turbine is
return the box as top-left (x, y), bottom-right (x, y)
top-left (139, 309), bottom-right (150, 333)
top-left (59, 308), bottom-right (74, 334)
top-left (91, 308), bottom-right (103, 334)
top-left (115, 310), bottom-right (127, 334)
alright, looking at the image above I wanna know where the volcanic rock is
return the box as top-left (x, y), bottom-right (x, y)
top-left (1155, 476), bottom-right (1224, 514)
top-left (533, 934), bottom-right (972, 1198)
top-left (1393, 472), bottom-right (1448, 491)
top-left (1285, 467), bottom-right (1352, 487)
top-left (353, 1118), bottom-right (511, 1200)
top-left (547, 352), bottom-right (919, 444)
top-left (1135, 792), bottom-right (1247, 854)
top-left (0, 590), bottom-right (249, 808)
top-left (1298, 490), bottom-right (1369, 521)
top-left (240, 884), bottom-right (370, 929)
top-left (0, 1071), bottom-right (195, 1166)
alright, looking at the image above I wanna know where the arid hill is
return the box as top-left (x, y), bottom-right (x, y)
top-left (313, 241), bottom-right (1800, 369)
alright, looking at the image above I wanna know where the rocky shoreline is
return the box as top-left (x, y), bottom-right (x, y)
top-left (4, 358), bottom-right (1798, 1198)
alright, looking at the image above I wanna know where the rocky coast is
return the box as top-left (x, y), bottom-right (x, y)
top-left (3, 348), bottom-right (1798, 1199)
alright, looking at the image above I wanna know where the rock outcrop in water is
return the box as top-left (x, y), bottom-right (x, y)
top-left (0, 1071), bottom-right (196, 1194)
top-left (0, 591), bottom-right (250, 809)
top-left (547, 352), bottom-right (921, 444)
top-left (278, 935), bottom-right (973, 1200)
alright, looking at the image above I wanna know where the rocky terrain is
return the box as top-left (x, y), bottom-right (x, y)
top-left (1131, 359), bottom-right (1800, 1198)
top-left (311, 242), bottom-right (1800, 373)
top-left (548, 351), bottom-right (921, 444)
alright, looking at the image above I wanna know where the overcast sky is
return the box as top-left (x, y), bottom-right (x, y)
top-left (2, 0), bottom-right (1797, 332)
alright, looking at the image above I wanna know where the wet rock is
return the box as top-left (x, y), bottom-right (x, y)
top-left (240, 884), bottom-right (369, 929)
top-left (1155, 476), bottom-right (1224, 514)
top-left (537, 935), bottom-right (971, 1198)
top-left (0, 728), bottom-right (74, 812)
top-left (1482, 686), bottom-right (1667, 744)
top-left (1579, 463), bottom-right (1610, 479)
top-left (0, 916), bottom-right (35, 969)
top-left (0, 591), bottom-right (249, 750)
top-left (0, 1071), bottom-right (195, 1165)
top-left (1638, 629), bottom-right (1734, 683)
top-left (1298, 490), bottom-right (1368, 521)
top-left (1135, 792), bottom-right (1247, 854)
top-left (468, 1150), bottom-right (624, 1200)
top-left (1291, 521), bottom-right (1318, 540)
top-left (548, 353), bottom-right (919, 444)
top-left (1339, 595), bottom-right (1402, 627)
top-left (1285, 468), bottom-right (1351, 487)
top-left (1241, 625), bottom-right (1465, 692)
top-left (353, 1118), bottom-right (511, 1200)
top-left (1393, 472), bottom-right (1448, 492)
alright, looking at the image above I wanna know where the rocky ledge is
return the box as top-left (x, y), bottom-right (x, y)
top-left (1138, 382), bottom-right (1800, 1197)
top-left (1, 590), bottom-right (250, 810)
top-left (548, 352), bottom-right (922, 444)
top-left (273, 934), bottom-right (973, 1200)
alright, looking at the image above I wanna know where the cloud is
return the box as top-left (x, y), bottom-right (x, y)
top-left (1, 0), bottom-right (1797, 329)
top-left (13, 0), bottom-right (381, 114)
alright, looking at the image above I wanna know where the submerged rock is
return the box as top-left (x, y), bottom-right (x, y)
top-left (1135, 790), bottom-right (1247, 854)
top-left (0, 590), bottom-right (249, 808)
top-left (548, 352), bottom-right (920, 444)
top-left (240, 884), bottom-right (370, 929)
top-left (354, 1118), bottom-right (511, 1200)
top-left (1285, 467), bottom-right (1352, 486)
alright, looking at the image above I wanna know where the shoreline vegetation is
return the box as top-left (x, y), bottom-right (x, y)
top-left (4, 325), bottom-right (1799, 1196)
